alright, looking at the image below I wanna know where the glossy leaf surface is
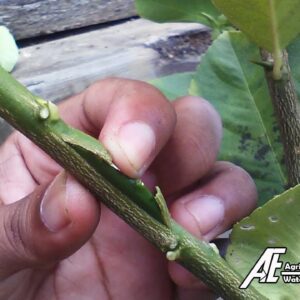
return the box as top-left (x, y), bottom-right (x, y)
top-left (190, 31), bottom-right (287, 205)
top-left (226, 184), bottom-right (300, 299)
top-left (213, 0), bottom-right (300, 52)
top-left (150, 72), bottom-right (194, 100)
top-left (152, 32), bottom-right (287, 204)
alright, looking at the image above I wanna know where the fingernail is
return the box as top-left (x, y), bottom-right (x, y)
top-left (118, 122), bottom-right (156, 175)
top-left (184, 195), bottom-right (224, 238)
top-left (40, 172), bottom-right (71, 232)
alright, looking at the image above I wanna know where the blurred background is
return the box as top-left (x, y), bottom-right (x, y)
top-left (0, 0), bottom-right (211, 142)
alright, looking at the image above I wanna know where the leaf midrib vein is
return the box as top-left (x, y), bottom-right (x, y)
top-left (228, 34), bottom-right (286, 184)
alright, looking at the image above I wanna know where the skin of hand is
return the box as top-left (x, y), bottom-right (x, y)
top-left (0, 78), bottom-right (257, 300)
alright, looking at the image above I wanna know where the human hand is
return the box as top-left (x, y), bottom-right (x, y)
top-left (0, 79), bottom-right (257, 299)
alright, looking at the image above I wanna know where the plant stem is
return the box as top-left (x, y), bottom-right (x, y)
top-left (262, 50), bottom-right (300, 186)
top-left (0, 67), bottom-right (264, 299)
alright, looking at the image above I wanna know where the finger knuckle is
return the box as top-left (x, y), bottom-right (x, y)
top-left (2, 204), bottom-right (33, 261)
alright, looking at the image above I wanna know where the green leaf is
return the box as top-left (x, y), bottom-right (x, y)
top-left (135, 0), bottom-right (221, 28)
top-left (212, 0), bottom-right (300, 52)
top-left (0, 26), bottom-right (18, 72)
top-left (226, 184), bottom-right (300, 299)
top-left (150, 72), bottom-right (194, 100)
top-left (288, 35), bottom-right (300, 101)
top-left (189, 31), bottom-right (287, 205)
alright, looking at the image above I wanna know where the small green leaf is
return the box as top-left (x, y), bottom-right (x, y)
top-left (135, 0), bottom-right (221, 28)
top-left (226, 184), bottom-right (300, 299)
top-left (288, 35), bottom-right (300, 101)
top-left (154, 187), bottom-right (172, 228)
top-left (51, 119), bottom-right (164, 223)
top-left (212, 0), bottom-right (300, 52)
top-left (189, 31), bottom-right (286, 205)
top-left (61, 128), bottom-right (112, 165)
top-left (0, 26), bottom-right (19, 72)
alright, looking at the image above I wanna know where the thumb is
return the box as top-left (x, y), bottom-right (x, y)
top-left (0, 172), bottom-right (100, 279)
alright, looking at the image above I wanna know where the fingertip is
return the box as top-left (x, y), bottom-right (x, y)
top-left (170, 162), bottom-right (257, 243)
top-left (0, 175), bottom-right (101, 277)
top-left (101, 121), bottom-right (156, 178)
top-left (37, 173), bottom-right (100, 261)
top-left (99, 80), bottom-right (176, 178)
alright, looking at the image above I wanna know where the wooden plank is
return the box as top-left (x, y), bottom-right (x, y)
top-left (0, 19), bottom-right (209, 143)
top-left (13, 19), bottom-right (209, 102)
top-left (0, 0), bottom-right (136, 40)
